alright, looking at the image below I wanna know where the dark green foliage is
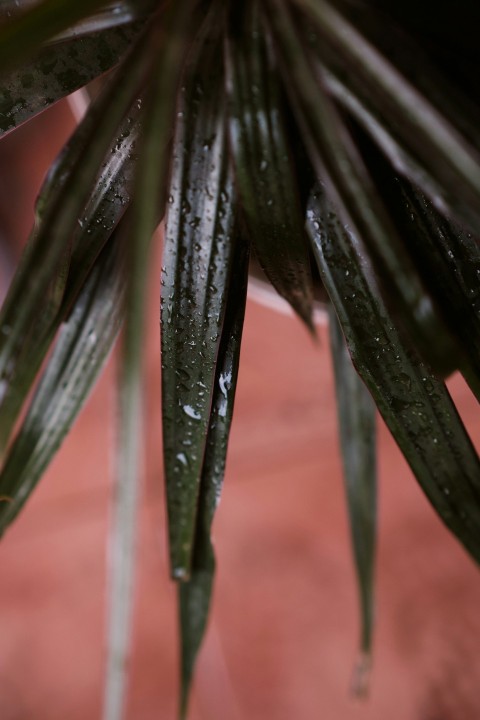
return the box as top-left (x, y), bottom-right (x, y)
top-left (225, 2), bottom-right (314, 330)
top-left (161, 13), bottom-right (237, 580)
top-left (307, 188), bottom-right (480, 563)
top-left (0, 1), bottom-right (480, 718)
top-left (328, 305), bottom-right (376, 660)
top-left (179, 235), bottom-right (249, 719)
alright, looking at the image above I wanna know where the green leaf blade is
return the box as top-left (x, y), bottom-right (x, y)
top-left (266, 0), bottom-right (460, 376)
top-left (103, 6), bottom-right (194, 720)
top-left (395, 183), bottom-right (480, 392)
top-left (328, 306), bottom-right (376, 662)
top-left (307, 188), bottom-right (480, 564)
top-left (225, 2), bottom-right (314, 331)
top-left (0, 22), bottom-right (142, 136)
top-left (161, 21), bottom-right (237, 580)
top-left (0, 19), bottom-right (156, 445)
top-left (0, 0), bottom-right (115, 71)
top-left (0, 235), bottom-right (124, 532)
top-left (179, 235), bottom-right (249, 720)
top-left (0, 78), bottom-right (143, 453)
top-left (296, 0), bottom-right (480, 234)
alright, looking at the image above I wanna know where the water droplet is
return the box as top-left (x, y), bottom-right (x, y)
top-left (183, 404), bottom-right (201, 420)
top-left (176, 452), bottom-right (188, 466)
top-left (218, 399), bottom-right (227, 418)
top-left (172, 566), bottom-right (188, 580)
top-left (219, 370), bottom-right (232, 398)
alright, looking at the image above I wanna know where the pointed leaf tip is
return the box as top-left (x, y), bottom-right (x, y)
top-left (178, 232), bottom-right (249, 718)
top-left (226, 2), bottom-right (314, 331)
top-left (328, 305), bottom-right (377, 659)
top-left (307, 188), bottom-right (480, 566)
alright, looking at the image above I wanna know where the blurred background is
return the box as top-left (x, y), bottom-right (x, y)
top-left (0, 100), bottom-right (480, 720)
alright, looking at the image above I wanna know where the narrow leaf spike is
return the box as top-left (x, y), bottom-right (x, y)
top-left (162, 16), bottom-right (237, 580)
top-left (265, 0), bottom-right (461, 377)
top-left (0, 22), bottom-right (141, 137)
top-left (295, 0), bottom-right (480, 235)
top-left (225, 1), bottom-right (314, 332)
top-left (103, 6), bottom-right (193, 720)
top-left (390, 180), bottom-right (480, 401)
top-left (328, 306), bottom-right (377, 664)
top-left (0, 94), bottom-right (142, 453)
top-left (0, 235), bottom-right (123, 533)
top-left (307, 188), bottom-right (480, 564)
top-left (0, 0), bottom-right (114, 72)
top-left (0, 16), bottom-right (159, 424)
top-left (179, 236), bottom-right (249, 720)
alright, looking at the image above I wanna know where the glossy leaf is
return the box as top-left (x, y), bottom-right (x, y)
top-left (294, 0), bottom-right (480, 234)
top-left (0, 235), bottom-right (123, 533)
top-left (265, 0), bottom-right (460, 376)
top-left (307, 188), bottom-right (480, 564)
top-left (225, 1), bottom-right (313, 331)
top-left (0, 21), bottom-right (142, 136)
top-left (0, 68), bottom-right (143, 453)
top-left (0, 19), bottom-right (157, 451)
top-left (0, 0), bottom-right (113, 71)
top-left (328, 306), bottom-right (376, 665)
top-left (324, 0), bottom-right (480, 152)
top-left (399, 190), bottom-right (480, 386)
top-left (319, 69), bottom-right (440, 208)
top-left (315, 35), bottom-right (480, 214)
top-left (161, 17), bottom-right (237, 580)
top-left (353, 149), bottom-right (480, 401)
top-left (103, 6), bottom-right (193, 719)
top-left (179, 235), bottom-right (249, 720)
top-left (318, 69), bottom-right (480, 401)
top-left (53, 2), bottom-right (143, 39)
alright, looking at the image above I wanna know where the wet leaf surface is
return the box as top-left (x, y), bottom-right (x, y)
top-left (307, 188), bottom-right (480, 564)
top-left (329, 306), bottom-right (376, 661)
top-left (161, 14), bottom-right (237, 579)
top-left (0, 234), bottom-right (123, 532)
top-left (0, 21), bottom-right (142, 136)
top-left (103, 6), bottom-right (194, 720)
top-left (179, 235), bottom-right (249, 720)
top-left (226, 1), bottom-right (313, 331)
top-left (295, 0), bottom-right (480, 235)
top-left (0, 0), bottom-right (114, 71)
top-left (0, 63), bottom-right (144, 453)
top-left (266, 0), bottom-right (460, 376)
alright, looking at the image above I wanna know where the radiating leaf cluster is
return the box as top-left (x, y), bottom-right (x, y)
top-left (0, 1), bottom-right (480, 719)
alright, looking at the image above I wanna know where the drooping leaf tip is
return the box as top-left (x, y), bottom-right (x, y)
top-left (349, 650), bottom-right (372, 699)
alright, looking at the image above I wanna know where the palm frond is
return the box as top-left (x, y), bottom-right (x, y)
top-left (0, 1), bottom-right (479, 718)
